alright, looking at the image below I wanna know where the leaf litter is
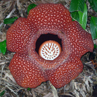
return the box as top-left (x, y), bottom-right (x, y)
top-left (0, 0), bottom-right (97, 97)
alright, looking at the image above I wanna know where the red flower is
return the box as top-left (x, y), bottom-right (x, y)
top-left (7, 3), bottom-right (94, 88)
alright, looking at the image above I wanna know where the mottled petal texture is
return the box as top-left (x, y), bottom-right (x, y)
top-left (7, 18), bottom-right (38, 53)
top-left (64, 21), bottom-right (94, 58)
top-left (7, 3), bottom-right (94, 88)
top-left (28, 3), bottom-right (72, 29)
top-left (9, 53), bottom-right (47, 88)
top-left (47, 56), bottom-right (83, 88)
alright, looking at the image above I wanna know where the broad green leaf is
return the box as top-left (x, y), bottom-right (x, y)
top-left (88, 0), bottom-right (97, 12)
top-left (70, 11), bottom-right (79, 21)
top-left (78, 3), bottom-right (87, 29)
top-left (4, 17), bottom-right (18, 24)
top-left (94, 44), bottom-right (97, 49)
top-left (0, 91), bottom-right (5, 96)
top-left (0, 40), bottom-right (6, 55)
top-left (27, 4), bottom-right (37, 14)
top-left (27, 87), bottom-right (31, 91)
top-left (90, 16), bottom-right (97, 39)
top-left (69, 0), bottom-right (84, 12)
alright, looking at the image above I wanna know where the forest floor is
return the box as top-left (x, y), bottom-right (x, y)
top-left (0, 0), bottom-right (97, 97)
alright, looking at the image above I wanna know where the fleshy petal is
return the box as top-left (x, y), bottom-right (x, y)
top-left (28, 3), bottom-right (72, 29)
top-left (48, 56), bottom-right (83, 88)
top-left (63, 21), bottom-right (94, 58)
top-left (9, 53), bottom-right (47, 88)
top-left (7, 17), bottom-right (38, 53)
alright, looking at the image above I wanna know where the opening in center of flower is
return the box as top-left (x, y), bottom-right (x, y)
top-left (35, 33), bottom-right (62, 61)
top-left (39, 40), bottom-right (61, 60)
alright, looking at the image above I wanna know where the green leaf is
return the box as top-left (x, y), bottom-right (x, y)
top-left (70, 3), bottom-right (87, 29)
top-left (90, 16), bottom-right (97, 39)
top-left (4, 17), bottom-right (18, 24)
top-left (78, 3), bottom-right (87, 29)
top-left (70, 11), bottom-right (79, 21)
top-left (27, 87), bottom-right (31, 91)
top-left (88, 0), bottom-right (97, 12)
top-left (94, 44), bottom-right (97, 49)
top-left (27, 4), bottom-right (37, 14)
top-left (0, 91), bottom-right (5, 96)
top-left (69, 0), bottom-right (85, 12)
top-left (0, 40), bottom-right (7, 55)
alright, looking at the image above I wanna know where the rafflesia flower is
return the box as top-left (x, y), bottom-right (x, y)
top-left (7, 3), bottom-right (94, 88)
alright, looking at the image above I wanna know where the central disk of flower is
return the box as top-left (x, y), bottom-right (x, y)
top-left (39, 40), bottom-right (61, 60)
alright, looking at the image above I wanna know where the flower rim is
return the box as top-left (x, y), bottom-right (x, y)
top-left (28, 29), bottom-right (71, 69)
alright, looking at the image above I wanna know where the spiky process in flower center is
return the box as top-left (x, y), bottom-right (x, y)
top-left (39, 40), bottom-right (61, 60)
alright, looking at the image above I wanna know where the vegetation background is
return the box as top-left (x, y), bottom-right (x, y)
top-left (0, 0), bottom-right (97, 97)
